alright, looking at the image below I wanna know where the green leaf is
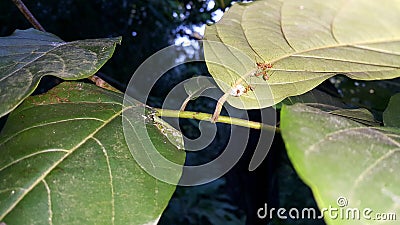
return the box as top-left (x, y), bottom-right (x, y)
top-left (0, 82), bottom-right (185, 224)
top-left (0, 29), bottom-right (121, 118)
top-left (281, 89), bottom-right (345, 108)
top-left (383, 93), bottom-right (400, 128)
top-left (281, 103), bottom-right (400, 225)
top-left (329, 108), bottom-right (380, 126)
top-left (204, 0), bottom-right (400, 109)
top-left (183, 77), bottom-right (215, 101)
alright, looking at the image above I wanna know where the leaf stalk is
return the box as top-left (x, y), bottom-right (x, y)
top-left (155, 108), bottom-right (279, 132)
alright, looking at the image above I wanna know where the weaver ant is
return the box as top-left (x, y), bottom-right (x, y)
top-left (254, 61), bottom-right (273, 80)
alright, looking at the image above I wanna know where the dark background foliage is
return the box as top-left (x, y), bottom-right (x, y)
top-left (2, 1), bottom-right (400, 224)
top-left (1, 0), bottom-right (231, 85)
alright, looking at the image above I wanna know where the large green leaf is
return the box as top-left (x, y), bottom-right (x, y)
top-left (204, 0), bottom-right (400, 109)
top-left (281, 103), bottom-right (400, 225)
top-left (0, 82), bottom-right (185, 224)
top-left (0, 29), bottom-right (121, 118)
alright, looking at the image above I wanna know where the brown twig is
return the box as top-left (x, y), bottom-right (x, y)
top-left (180, 96), bottom-right (191, 111)
top-left (211, 92), bottom-right (230, 122)
top-left (12, 0), bottom-right (45, 31)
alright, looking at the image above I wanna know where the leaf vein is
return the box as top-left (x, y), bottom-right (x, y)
top-left (279, 1), bottom-right (296, 51)
top-left (351, 148), bottom-right (400, 193)
top-left (291, 54), bottom-right (400, 69)
top-left (0, 118), bottom-right (105, 147)
top-left (271, 38), bottom-right (400, 64)
top-left (42, 179), bottom-right (53, 225)
top-left (0, 108), bottom-right (125, 220)
top-left (0, 42), bottom-right (67, 82)
top-left (92, 137), bottom-right (115, 225)
top-left (0, 149), bottom-right (68, 173)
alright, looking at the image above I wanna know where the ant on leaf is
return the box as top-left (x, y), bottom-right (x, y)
top-left (254, 58), bottom-right (274, 80)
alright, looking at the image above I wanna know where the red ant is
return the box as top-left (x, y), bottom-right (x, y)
top-left (244, 84), bottom-right (255, 93)
top-left (254, 62), bottom-right (273, 80)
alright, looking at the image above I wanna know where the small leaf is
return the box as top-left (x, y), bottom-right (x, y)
top-left (281, 103), bottom-right (400, 225)
top-left (383, 93), bottom-right (400, 128)
top-left (0, 29), bottom-right (121, 118)
top-left (183, 77), bottom-right (215, 101)
top-left (0, 82), bottom-right (185, 224)
top-left (204, 0), bottom-right (400, 109)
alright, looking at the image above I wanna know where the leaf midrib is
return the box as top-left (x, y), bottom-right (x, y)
top-left (0, 41), bottom-right (67, 83)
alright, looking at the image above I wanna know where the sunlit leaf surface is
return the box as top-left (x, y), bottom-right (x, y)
top-left (205, 0), bottom-right (400, 109)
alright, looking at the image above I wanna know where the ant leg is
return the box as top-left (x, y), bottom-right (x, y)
top-left (262, 71), bottom-right (269, 80)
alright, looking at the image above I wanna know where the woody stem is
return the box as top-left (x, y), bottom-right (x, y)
top-left (12, 0), bottom-right (45, 31)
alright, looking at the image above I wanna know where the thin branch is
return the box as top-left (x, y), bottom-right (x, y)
top-left (180, 96), bottom-right (191, 111)
top-left (12, 0), bottom-right (45, 31)
top-left (155, 108), bottom-right (279, 133)
top-left (211, 92), bottom-right (229, 122)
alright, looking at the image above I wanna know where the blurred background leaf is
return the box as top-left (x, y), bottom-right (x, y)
top-left (281, 103), bottom-right (400, 225)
